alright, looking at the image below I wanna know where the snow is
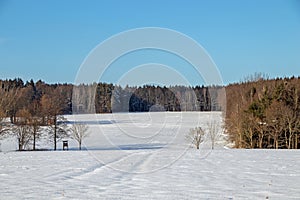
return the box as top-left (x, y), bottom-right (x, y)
top-left (0, 112), bottom-right (299, 199)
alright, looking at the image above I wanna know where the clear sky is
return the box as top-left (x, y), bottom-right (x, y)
top-left (0, 0), bottom-right (299, 85)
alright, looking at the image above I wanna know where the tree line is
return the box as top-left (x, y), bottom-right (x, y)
top-left (225, 76), bottom-right (300, 149)
top-left (2, 75), bottom-right (299, 150)
top-left (0, 79), bottom-right (224, 117)
top-left (73, 83), bottom-right (224, 113)
top-left (0, 78), bottom-right (224, 150)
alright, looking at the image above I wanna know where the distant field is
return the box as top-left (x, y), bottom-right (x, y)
top-left (0, 112), bottom-right (224, 152)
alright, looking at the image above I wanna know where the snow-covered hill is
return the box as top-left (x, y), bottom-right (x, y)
top-left (0, 112), bottom-right (299, 199)
top-left (1, 112), bottom-right (225, 152)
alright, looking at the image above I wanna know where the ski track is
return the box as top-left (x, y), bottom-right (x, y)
top-left (69, 151), bottom-right (153, 182)
top-left (44, 151), bottom-right (143, 182)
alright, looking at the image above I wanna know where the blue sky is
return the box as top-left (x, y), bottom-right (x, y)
top-left (0, 0), bottom-right (299, 85)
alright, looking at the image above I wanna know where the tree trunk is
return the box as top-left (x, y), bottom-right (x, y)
top-left (267, 135), bottom-right (271, 148)
top-left (33, 132), bottom-right (36, 151)
top-left (238, 131), bottom-right (242, 148)
top-left (54, 116), bottom-right (57, 151)
top-left (284, 131), bottom-right (289, 149)
top-left (33, 125), bottom-right (36, 151)
top-left (250, 131), bottom-right (253, 148)
top-left (275, 137), bottom-right (278, 149)
top-left (79, 141), bottom-right (81, 150)
top-left (258, 131), bottom-right (264, 148)
top-left (18, 138), bottom-right (22, 151)
top-left (295, 134), bottom-right (298, 149)
top-left (288, 123), bottom-right (293, 149)
top-left (288, 134), bottom-right (292, 149)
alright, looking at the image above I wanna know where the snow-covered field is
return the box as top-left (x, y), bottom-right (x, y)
top-left (0, 112), bottom-right (299, 199)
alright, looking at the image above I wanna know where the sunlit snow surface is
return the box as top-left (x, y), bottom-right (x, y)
top-left (0, 112), bottom-right (299, 199)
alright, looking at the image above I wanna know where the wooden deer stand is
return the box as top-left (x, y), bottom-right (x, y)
top-left (63, 140), bottom-right (68, 151)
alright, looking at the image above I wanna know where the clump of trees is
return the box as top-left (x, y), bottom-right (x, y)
top-left (0, 79), bottom-right (73, 150)
top-left (186, 120), bottom-right (222, 150)
top-left (225, 76), bottom-right (300, 149)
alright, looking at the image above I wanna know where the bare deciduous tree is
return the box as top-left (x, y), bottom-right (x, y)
top-left (265, 101), bottom-right (285, 149)
top-left (29, 117), bottom-right (42, 151)
top-left (0, 86), bottom-right (22, 123)
top-left (186, 127), bottom-right (205, 149)
top-left (47, 116), bottom-right (69, 149)
top-left (0, 109), bottom-right (9, 140)
top-left (41, 91), bottom-right (67, 150)
top-left (70, 123), bottom-right (89, 150)
top-left (207, 120), bottom-right (222, 150)
top-left (282, 106), bottom-right (300, 149)
top-left (13, 125), bottom-right (31, 151)
top-left (14, 108), bottom-right (32, 151)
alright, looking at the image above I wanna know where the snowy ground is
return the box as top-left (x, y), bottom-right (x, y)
top-left (0, 112), bottom-right (299, 199)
